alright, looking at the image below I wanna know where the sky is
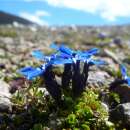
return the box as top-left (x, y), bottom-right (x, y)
top-left (1, 0), bottom-right (130, 26)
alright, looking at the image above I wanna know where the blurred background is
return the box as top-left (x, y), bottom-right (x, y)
top-left (0, 0), bottom-right (130, 79)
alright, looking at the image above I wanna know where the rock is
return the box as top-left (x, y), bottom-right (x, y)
top-left (0, 48), bottom-right (5, 57)
top-left (110, 103), bottom-right (130, 127)
top-left (0, 80), bottom-right (11, 98)
top-left (0, 37), bottom-right (14, 45)
top-left (113, 37), bottom-right (122, 44)
top-left (0, 63), bottom-right (5, 69)
top-left (98, 32), bottom-right (108, 40)
top-left (101, 57), bottom-right (118, 71)
top-left (9, 77), bottom-right (30, 93)
top-left (110, 83), bottom-right (130, 103)
top-left (101, 102), bottom-right (109, 112)
top-left (0, 97), bottom-right (12, 112)
top-left (87, 70), bottom-right (111, 87)
top-left (103, 49), bottom-right (120, 64)
top-left (0, 80), bottom-right (12, 112)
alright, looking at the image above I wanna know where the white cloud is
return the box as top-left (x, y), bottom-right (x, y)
top-left (35, 10), bottom-right (50, 17)
top-left (19, 10), bottom-right (50, 25)
top-left (24, 0), bottom-right (130, 21)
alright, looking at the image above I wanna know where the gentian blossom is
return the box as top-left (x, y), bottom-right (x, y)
top-left (18, 43), bottom-right (106, 102)
top-left (50, 43), bottom-right (105, 65)
top-left (120, 64), bottom-right (130, 86)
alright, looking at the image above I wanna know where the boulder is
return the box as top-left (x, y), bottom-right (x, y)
top-left (87, 70), bottom-right (112, 88)
top-left (0, 80), bottom-right (12, 112)
top-left (110, 103), bottom-right (130, 127)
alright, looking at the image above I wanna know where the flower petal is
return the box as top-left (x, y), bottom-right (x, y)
top-left (50, 43), bottom-right (59, 50)
top-left (26, 68), bottom-right (44, 80)
top-left (19, 67), bottom-right (36, 76)
top-left (59, 45), bottom-right (73, 55)
top-left (126, 77), bottom-right (130, 86)
top-left (52, 58), bottom-right (73, 65)
top-left (88, 60), bottom-right (106, 66)
top-left (18, 66), bottom-right (45, 80)
top-left (120, 64), bottom-right (127, 79)
top-left (32, 50), bottom-right (45, 60)
top-left (87, 48), bottom-right (99, 55)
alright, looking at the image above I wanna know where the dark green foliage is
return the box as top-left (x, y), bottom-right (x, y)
top-left (59, 89), bottom-right (114, 129)
top-left (109, 92), bottom-right (120, 104)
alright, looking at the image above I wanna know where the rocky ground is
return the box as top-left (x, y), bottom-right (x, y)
top-left (0, 24), bottom-right (130, 129)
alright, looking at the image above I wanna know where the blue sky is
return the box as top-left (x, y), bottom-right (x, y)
top-left (1, 0), bottom-right (130, 26)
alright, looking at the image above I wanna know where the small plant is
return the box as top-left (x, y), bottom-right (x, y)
top-left (31, 124), bottom-right (44, 130)
top-left (109, 92), bottom-right (120, 104)
top-left (66, 113), bottom-right (78, 127)
top-left (61, 89), bottom-right (113, 130)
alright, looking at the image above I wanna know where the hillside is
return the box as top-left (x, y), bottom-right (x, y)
top-left (0, 11), bottom-right (35, 25)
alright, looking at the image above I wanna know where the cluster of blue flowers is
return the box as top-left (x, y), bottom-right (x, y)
top-left (19, 43), bottom-right (106, 103)
top-left (19, 43), bottom-right (104, 80)
top-left (18, 43), bottom-right (130, 103)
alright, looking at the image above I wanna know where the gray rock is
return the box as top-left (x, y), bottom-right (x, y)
top-left (0, 80), bottom-right (12, 112)
top-left (0, 80), bottom-right (11, 98)
top-left (0, 97), bottom-right (12, 112)
top-left (110, 103), bottom-right (130, 127)
top-left (0, 37), bottom-right (14, 45)
top-left (101, 102), bottom-right (109, 112)
top-left (87, 70), bottom-right (111, 87)
top-left (101, 57), bottom-right (118, 71)
top-left (0, 48), bottom-right (5, 57)
top-left (104, 49), bottom-right (120, 64)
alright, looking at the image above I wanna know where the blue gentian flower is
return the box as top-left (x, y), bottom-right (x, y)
top-left (19, 44), bottom-right (105, 80)
top-left (18, 43), bottom-right (107, 101)
top-left (18, 65), bottom-right (46, 80)
top-left (32, 50), bottom-right (72, 65)
top-left (82, 48), bottom-right (100, 56)
top-left (50, 43), bottom-right (74, 56)
top-left (50, 43), bottom-right (99, 56)
top-left (32, 50), bottom-right (57, 62)
top-left (50, 43), bottom-right (99, 57)
top-left (120, 64), bottom-right (130, 86)
top-left (19, 50), bottom-right (73, 79)
top-left (50, 43), bottom-right (101, 64)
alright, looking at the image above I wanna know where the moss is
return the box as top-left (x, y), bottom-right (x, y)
top-left (109, 92), bottom-right (120, 104)
top-left (59, 89), bottom-right (112, 129)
